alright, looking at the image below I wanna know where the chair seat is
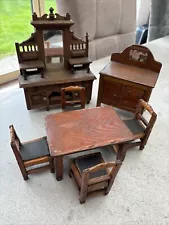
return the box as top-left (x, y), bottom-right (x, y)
top-left (124, 119), bottom-right (145, 135)
top-left (20, 138), bottom-right (49, 161)
top-left (74, 152), bottom-right (108, 179)
top-left (19, 60), bottom-right (45, 70)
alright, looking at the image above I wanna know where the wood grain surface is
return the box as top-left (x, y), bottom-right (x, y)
top-left (45, 106), bottom-right (134, 156)
top-left (100, 61), bottom-right (159, 88)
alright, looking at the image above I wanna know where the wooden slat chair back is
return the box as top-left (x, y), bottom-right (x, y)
top-left (9, 125), bottom-right (54, 180)
top-left (69, 152), bottom-right (122, 204)
top-left (69, 31), bottom-right (89, 58)
top-left (15, 33), bottom-right (45, 80)
top-left (15, 42), bottom-right (39, 63)
top-left (122, 99), bottom-right (157, 150)
top-left (61, 86), bottom-right (86, 110)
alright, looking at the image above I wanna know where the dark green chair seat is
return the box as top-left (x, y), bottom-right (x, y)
top-left (20, 138), bottom-right (49, 161)
top-left (124, 119), bottom-right (145, 135)
top-left (75, 152), bottom-right (108, 179)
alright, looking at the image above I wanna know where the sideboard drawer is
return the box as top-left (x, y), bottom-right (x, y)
top-left (123, 86), bottom-right (145, 100)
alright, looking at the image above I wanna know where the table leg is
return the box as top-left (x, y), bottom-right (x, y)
top-left (54, 156), bottom-right (63, 181)
top-left (116, 144), bottom-right (127, 162)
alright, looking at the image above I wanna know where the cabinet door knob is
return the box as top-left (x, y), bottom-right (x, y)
top-left (43, 97), bottom-right (47, 101)
top-left (113, 94), bottom-right (116, 97)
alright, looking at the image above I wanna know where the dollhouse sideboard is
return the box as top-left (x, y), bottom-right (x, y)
top-left (19, 63), bottom-right (95, 110)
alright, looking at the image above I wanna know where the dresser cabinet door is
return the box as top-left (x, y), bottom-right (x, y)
top-left (102, 79), bottom-right (122, 105)
top-left (28, 92), bottom-right (47, 108)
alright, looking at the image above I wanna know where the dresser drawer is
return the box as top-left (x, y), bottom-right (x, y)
top-left (123, 86), bottom-right (145, 100)
top-left (121, 99), bottom-right (138, 110)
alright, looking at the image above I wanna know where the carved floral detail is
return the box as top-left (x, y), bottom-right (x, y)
top-left (129, 50), bottom-right (148, 62)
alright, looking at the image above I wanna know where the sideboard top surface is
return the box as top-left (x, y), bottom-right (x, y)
top-left (100, 61), bottom-right (159, 88)
top-left (19, 63), bottom-right (96, 88)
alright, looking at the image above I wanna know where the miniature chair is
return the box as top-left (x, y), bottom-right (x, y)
top-left (122, 99), bottom-right (157, 150)
top-left (44, 41), bottom-right (63, 63)
top-left (68, 32), bottom-right (92, 73)
top-left (69, 152), bottom-right (122, 204)
top-left (9, 125), bottom-right (54, 180)
top-left (61, 86), bottom-right (86, 110)
top-left (15, 33), bottom-right (45, 80)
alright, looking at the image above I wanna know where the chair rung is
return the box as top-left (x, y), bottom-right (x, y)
top-left (27, 165), bottom-right (50, 174)
top-left (24, 156), bottom-right (49, 167)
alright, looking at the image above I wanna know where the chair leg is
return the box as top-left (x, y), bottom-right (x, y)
top-left (19, 164), bottom-right (28, 180)
top-left (139, 145), bottom-right (145, 150)
top-left (49, 157), bottom-right (55, 173)
top-left (79, 183), bottom-right (88, 204)
top-left (40, 69), bottom-right (44, 78)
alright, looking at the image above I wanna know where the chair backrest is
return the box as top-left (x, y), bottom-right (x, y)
top-left (69, 31), bottom-right (89, 58)
top-left (9, 125), bottom-right (22, 161)
top-left (135, 99), bottom-right (157, 135)
top-left (81, 160), bottom-right (122, 192)
top-left (15, 33), bottom-right (39, 63)
top-left (61, 86), bottom-right (86, 109)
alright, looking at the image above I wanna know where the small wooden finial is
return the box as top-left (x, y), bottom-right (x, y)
top-left (49, 7), bottom-right (55, 20)
top-left (65, 13), bottom-right (71, 20)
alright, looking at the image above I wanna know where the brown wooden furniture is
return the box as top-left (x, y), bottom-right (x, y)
top-left (119, 99), bottom-right (157, 150)
top-left (31, 8), bottom-right (74, 69)
top-left (15, 33), bottom-right (45, 80)
top-left (97, 45), bottom-right (162, 112)
top-left (19, 63), bottom-right (96, 110)
top-left (9, 125), bottom-right (54, 180)
top-left (69, 152), bottom-right (122, 203)
top-left (61, 86), bottom-right (86, 109)
top-left (44, 41), bottom-right (63, 63)
top-left (45, 106), bottom-right (134, 181)
top-left (68, 32), bottom-right (92, 73)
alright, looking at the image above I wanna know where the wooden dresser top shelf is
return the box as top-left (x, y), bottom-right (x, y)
top-left (100, 61), bottom-right (159, 88)
top-left (19, 63), bottom-right (96, 88)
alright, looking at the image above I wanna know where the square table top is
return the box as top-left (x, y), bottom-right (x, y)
top-left (45, 106), bottom-right (134, 156)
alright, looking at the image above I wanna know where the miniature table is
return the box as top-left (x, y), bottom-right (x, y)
top-left (97, 45), bottom-right (162, 112)
top-left (19, 63), bottom-right (96, 110)
top-left (45, 106), bottom-right (134, 181)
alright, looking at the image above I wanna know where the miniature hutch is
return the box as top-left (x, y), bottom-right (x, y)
top-left (16, 8), bottom-right (95, 110)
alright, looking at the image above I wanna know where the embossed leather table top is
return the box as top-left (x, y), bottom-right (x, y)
top-left (45, 106), bottom-right (134, 156)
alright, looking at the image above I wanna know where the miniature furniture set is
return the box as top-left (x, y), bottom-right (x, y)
top-left (97, 45), bottom-right (162, 112)
top-left (69, 152), bottom-right (122, 204)
top-left (13, 8), bottom-right (162, 203)
top-left (9, 125), bottom-right (54, 180)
